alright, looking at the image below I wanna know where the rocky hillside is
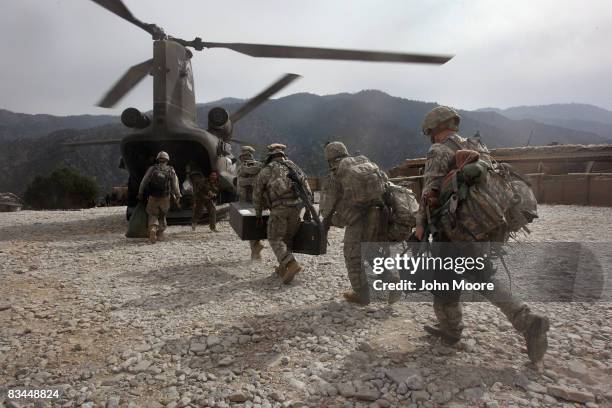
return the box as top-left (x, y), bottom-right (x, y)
top-left (2, 91), bottom-right (611, 196)
top-left (0, 109), bottom-right (117, 141)
top-left (478, 103), bottom-right (612, 141)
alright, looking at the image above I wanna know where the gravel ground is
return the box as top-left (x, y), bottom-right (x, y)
top-left (0, 205), bottom-right (611, 408)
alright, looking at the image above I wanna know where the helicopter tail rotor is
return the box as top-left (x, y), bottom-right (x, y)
top-left (98, 59), bottom-right (153, 108)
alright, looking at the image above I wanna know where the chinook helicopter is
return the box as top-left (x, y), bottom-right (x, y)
top-left (68, 0), bottom-right (452, 223)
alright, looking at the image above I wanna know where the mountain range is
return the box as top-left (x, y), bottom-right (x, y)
top-left (1, 91), bottom-right (611, 196)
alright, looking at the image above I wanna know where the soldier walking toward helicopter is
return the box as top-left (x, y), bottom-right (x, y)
top-left (237, 146), bottom-right (265, 260)
top-left (190, 170), bottom-right (219, 232)
top-left (253, 144), bottom-right (312, 283)
top-left (416, 106), bottom-right (550, 364)
top-left (138, 151), bottom-right (181, 244)
top-left (320, 141), bottom-right (401, 305)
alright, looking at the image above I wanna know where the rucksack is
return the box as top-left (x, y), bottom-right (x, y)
top-left (436, 148), bottom-right (536, 242)
top-left (264, 160), bottom-right (300, 204)
top-left (445, 136), bottom-right (493, 166)
top-left (497, 163), bottom-right (538, 233)
top-left (238, 160), bottom-right (262, 188)
top-left (437, 176), bottom-right (511, 242)
top-left (239, 160), bottom-right (262, 177)
top-left (148, 165), bottom-right (172, 197)
top-left (384, 182), bottom-right (419, 242)
top-left (335, 155), bottom-right (387, 208)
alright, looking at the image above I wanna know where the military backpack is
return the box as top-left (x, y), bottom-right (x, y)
top-left (148, 165), bottom-right (172, 197)
top-left (335, 155), bottom-right (387, 206)
top-left (383, 182), bottom-right (419, 242)
top-left (264, 160), bottom-right (301, 205)
top-left (435, 145), bottom-right (537, 242)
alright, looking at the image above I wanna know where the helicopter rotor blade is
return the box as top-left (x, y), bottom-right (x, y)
top-left (98, 59), bottom-right (153, 108)
top-left (90, 0), bottom-right (160, 36)
top-left (230, 73), bottom-right (301, 124)
top-left (202, 42), bottom-right (452, 65)
top-left (63, 139), bottom-right (122, 147)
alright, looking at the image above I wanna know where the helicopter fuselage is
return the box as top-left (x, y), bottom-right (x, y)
top-left (122, 39), bottom-right (237, 222)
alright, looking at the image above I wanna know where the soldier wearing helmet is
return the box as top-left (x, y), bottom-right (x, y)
top-left (253, 143), bottom-right (311, 283)
top-left (138, 151), bottom-right (181, 243)
top-left (189, 168), bottom-right (219, 232)
top-left (416, 107), bottom-right (550, 364)
top-left (237, 145), bottom-right (265, 260)
top-left (321, 141), bottom-right (401, 306)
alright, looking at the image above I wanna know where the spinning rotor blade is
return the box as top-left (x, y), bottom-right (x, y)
top-left (98, 59), bottom-right (153, 108)
top-left (63, 139), bottom-right (122, 147)
top-left (90, 0), bottom-right (160, 36)
top-left (230, 73), bottom-right (301, 123)
top-left (203, 42), bottom-right (452, 64)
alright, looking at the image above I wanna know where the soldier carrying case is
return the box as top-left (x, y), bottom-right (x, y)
top-left (229, 164), bottom-right (327, 255)
top-left (229, 202), bottom-right (327, 255)
top-left (292, 218), bottom-right (327, 255)
top-left (229, 202), bottom-right (269, 241)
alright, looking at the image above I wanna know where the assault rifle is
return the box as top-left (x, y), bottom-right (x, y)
top-left (282, 162), bottom-right (328, 255)
top-left (282, 162), bottom-right (319, 226)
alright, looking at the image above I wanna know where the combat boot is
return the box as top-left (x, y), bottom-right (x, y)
top-left (282, 260), bottom-right (301, 284)
top-left (251, 241), bottom-right (264, 261)
top-left (423, 324), bottom-right (461, 345)
top-left (343, 291), bottom-right (370, 306)
top-left (148, 226), bottom-right (157, 244)
top-left (209, 225), bottom-right (219, 232)
top-left (523, 314), bottom-right (550, 363)
top-left (275, 264), bottom-right (286, 278)
top-left (156, 229), bottom-right (165, 241)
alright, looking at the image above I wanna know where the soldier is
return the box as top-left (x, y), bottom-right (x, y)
top-left (138, 151), bottom-right (181, 244)
top-left (190, 169), bottom-right (219, 232)
top-left (321, 141), bottom-right (401, 305)
top-left (416, 106), bottom-right (550, 364)
top-left (253, 143), bottom-right (311, 283)
top-left (237, 146), bottom-right (265, 260)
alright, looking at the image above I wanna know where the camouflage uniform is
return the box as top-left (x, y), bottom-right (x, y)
top-left (419, 107), bottom-right (549, 363)
top-left (237, 146), bottom-right (264, 257)
top-left (253, 144), bottom-right (311, 282)
top-left (237, 146), bottom-right (261, 202)
top-left (139, 157), bottom-right (181, 239)
top-left (191, 172), bottom-right (219, 231)
top-left (321, 142), bottom-right (399, 304)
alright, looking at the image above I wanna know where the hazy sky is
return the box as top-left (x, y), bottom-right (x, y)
top-left (1, 0), bottom-right (611, 115)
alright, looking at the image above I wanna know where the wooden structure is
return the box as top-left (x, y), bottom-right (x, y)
top-left (0, 192), bottom-right (22, 212)
top-left (387, 144), bottom-right (612, 206)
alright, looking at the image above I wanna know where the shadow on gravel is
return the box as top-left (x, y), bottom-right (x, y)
top-left (0, 214), bottom-right (125, 242)
top-left (158, 300), bottom-right (395, 372)
top-left (119, 262), bottom-right (241, 310)
top-left (118, 258), bottom-right (325, 311)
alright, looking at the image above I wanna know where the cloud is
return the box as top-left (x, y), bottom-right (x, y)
top-left (0, 0), bottom-right (610, 115)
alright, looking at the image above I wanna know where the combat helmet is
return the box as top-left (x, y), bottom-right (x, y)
top-left (266, 143), bottom-right (287, 157)
top-left (422, 106), bottom-right (461, 135)
top-left (156, 151), bottom-right (170, 161)
top-left (324, 141), bottom-right (349, 162)
top-left (239, 145), bottom-right (256, 160)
